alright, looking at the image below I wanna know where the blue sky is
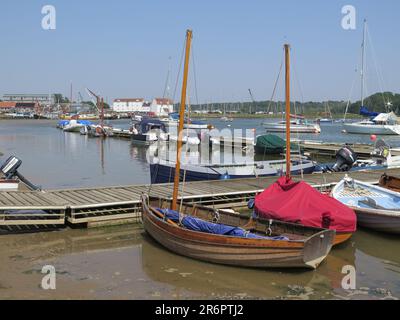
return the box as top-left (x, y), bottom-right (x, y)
top-left (0, 0), bottom-right (399, 103)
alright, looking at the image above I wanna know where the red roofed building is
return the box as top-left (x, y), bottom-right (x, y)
top-left (0, 101), bottom-right (39, 113)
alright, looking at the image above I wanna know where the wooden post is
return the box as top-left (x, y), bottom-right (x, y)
top-left (284, 44), bottom-right (291, 179)
top-left (172, 29), bottom-right (193, 211)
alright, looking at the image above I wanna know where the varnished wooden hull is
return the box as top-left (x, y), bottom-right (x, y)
top-left (141, 197), bottom-right (335, 269)
top-left (333, 233), bottom-right (353, 246)
top-left (379, 174), bottom-right (400, 192)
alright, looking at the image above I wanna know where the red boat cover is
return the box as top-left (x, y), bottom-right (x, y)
top-left (255, 177), bottom-right (357, 233)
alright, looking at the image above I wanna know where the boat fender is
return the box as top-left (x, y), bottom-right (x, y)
top-left (247, 198), bottom-right (255, 209)
top-left (219, 172), bottom-right (231, 180)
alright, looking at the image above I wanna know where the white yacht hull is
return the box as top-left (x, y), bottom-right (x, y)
top-left (343, 123), bottom-right (400, 135)
top-left (263, 123), bottom-right (321, 133)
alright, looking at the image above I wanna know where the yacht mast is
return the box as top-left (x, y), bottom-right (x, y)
top-left (361, 19), bottom-right (367, 107)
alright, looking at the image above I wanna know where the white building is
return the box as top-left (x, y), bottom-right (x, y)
top-left (112, 98), bottom-right (147, 113)
top-left (150, 98), bottom-right (174, 116)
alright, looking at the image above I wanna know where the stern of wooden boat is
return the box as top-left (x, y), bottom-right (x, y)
top-left (302, 229), bottom-right (335, 269)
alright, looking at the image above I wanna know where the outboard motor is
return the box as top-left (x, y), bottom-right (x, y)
top-left (0, 156), bottom-right (41, 190)
top-left (371, 139), bottom-right (390, 161)
top-left (330, 146), bottom-right (358, 172)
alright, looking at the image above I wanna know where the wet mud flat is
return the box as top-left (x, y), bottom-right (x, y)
top-left (0, 224), bottom-right (399, 300)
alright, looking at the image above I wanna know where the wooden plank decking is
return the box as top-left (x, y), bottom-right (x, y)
top-left (0, 167), bottom-right (399, 229)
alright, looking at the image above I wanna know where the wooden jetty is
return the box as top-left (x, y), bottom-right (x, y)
top-left (1, 167), bottom-right (400, 231)
top-left (296, 140), bottom-right (400, 159)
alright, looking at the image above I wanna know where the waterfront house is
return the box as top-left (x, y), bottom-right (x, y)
top-left (150, 98), bottom-right (173, 116)
top-left (112, 98), bottom-right (147, 113)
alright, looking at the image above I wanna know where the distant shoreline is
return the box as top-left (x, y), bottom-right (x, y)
top-left (0, 113), bottom-right (364, 121)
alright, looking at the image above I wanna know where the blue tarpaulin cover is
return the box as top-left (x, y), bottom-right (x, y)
top-left (360, 106), bottom-right (379, 118)
top-left (156, 208), bottom-right (289, 240)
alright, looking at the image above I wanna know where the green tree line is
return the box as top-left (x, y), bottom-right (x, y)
top-left (184, 92), bottom-right (400, 116)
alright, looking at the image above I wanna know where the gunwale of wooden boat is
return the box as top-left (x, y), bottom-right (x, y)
top-left (141, 196), bottom-right (335, 269)
top-left (332, 178), bottom-right (400, 234)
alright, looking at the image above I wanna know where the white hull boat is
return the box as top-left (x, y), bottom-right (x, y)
top-left (263, 121), bottom-right (321, 133)
top-left (343, 121), bottom-right (400, 135)
top-left (0, 179), bottom-right (19, 191)
top-left (332, 177), bottom-right (400, 234)
top-left (63, 120), bottom-right (84, 132)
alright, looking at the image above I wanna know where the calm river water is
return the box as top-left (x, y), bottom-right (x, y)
top-left (0, 119), bottom-right (399, 300)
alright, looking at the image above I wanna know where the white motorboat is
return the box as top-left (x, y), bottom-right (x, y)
top-left (343, 113), bottom-right (400, 135)
top-left (131, 118), bottom-right (168, 145)
top-left (0, 179), bottom-right (19, 191)
top-left (63, 119), bottom-right (85, 132)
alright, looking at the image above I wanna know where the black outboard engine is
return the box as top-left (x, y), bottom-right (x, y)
top-left (0, 156), bottom-right (41, 190)
top-left (330, 146), bottom-right (358, 172)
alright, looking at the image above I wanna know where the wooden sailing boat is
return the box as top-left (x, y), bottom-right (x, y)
top-left (141, 37), bottom-right (334, 269)
top-left (253, 45), bottom-right (355, 246)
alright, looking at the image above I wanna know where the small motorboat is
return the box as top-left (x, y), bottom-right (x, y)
top-left (331, 176), bottom-right (400, 234)
top-left (80, 124), bottom-right (113, 137)
top-left (316, 140), bottom-right (400, 173)
top-left (0, 179), bottom-right (19, 191)
top-left (253, 177), bottom-right (357, 245)
top-left (63, 119), bottom-right (84, 132)
top-left (0, 155), bottom-right (40, 191)
top-left (221, 116), bottom-right (233, 122)
top-left (343, 112), bottom-right (400, 135)
top-left (162, 113), bottom-right (209, 130)
top-left (131, 118), bottom-right (168, 145)
top-left (62, 120), bottom-right (93, 132)
top-left (141, 195), bottom-right (335, 269)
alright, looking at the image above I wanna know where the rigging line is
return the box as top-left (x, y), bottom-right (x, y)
top-left (172, 38), bottom-right (186, 103)
top-left (179, 75), bottom-right (192, 213)
top-left (344, 68), bottom-right (358, 121)
top-left (267, 57), bottom-right (284, 114)
top-left (291, 49), bottom-right (305, 179)
top-left (366, 27), bottom-right (389, 108)
top-left (191, 44), bottom-right (200, 106)
top-left (162, 57), bottom-right (172, 99)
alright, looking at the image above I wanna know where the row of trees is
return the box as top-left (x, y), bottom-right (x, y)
top-left (187, 92), bottom-right (400, 116)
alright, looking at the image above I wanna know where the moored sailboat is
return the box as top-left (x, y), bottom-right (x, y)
top-left (343, 20), bottom-right (400, 135)
top-left (142, 33), bottom-right (335, 269)
top-left (251, 44), bottom-right (356, 246)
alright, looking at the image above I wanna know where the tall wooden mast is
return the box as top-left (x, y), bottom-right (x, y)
top-left (284, 44), bottom-right (291, 179)
top-left (172, 29), bottom-right (193, 211)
